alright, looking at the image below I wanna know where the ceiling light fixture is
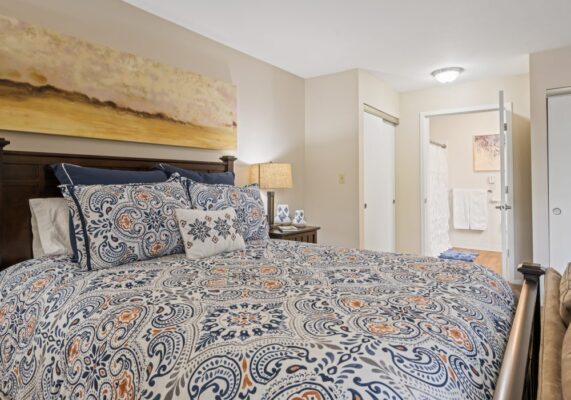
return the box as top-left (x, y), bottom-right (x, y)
top-left (431, 67), bottom-right (464, 84)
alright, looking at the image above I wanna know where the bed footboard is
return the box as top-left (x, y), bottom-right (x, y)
top-left (493, 262), bottom-right (544, 400)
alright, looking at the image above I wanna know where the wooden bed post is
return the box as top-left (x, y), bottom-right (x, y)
top-left (220, 155), bottom-right (237, 173)
top-left (0, 138), bottom-right (9, 267)
top-left (493, 262), bottom-right (544, 400)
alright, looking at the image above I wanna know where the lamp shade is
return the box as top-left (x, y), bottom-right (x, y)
top-left (249, 163), bottom-right (293, 189)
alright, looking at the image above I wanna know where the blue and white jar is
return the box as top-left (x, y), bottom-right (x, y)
top-left (293, 209), bottom-right (306, 226)
top-left (275, 204), bottom-right (291, 224)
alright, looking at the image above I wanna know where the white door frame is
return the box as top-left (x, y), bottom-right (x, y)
top-left (419, 103), bottom-right (511, 279)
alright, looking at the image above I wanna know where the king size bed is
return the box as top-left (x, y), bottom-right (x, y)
top-left (0, 139), bottom-right (543, 400)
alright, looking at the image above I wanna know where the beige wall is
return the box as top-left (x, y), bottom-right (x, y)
top-left (530, 46), bottom-right (571, 266)
top-left (0, 0), bottom-right (306, 209)
top-left (430, 111), bottom-right (502, 251)
top-left (358, 70), bottom-right (400, 118)
top-left (304, 69), bottom-right (399, 247)
top-left (305, 70), bottom-right (359, 246)
top-left (397, 74), bottom-right (532, 268)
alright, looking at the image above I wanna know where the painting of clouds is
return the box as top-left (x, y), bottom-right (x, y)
top-left (0, 15), bottom-right (237, 149)
top-left (473, 134), bottom-right (500, 171)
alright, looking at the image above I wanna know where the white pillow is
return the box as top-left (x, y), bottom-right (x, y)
top-left (29, 198), bottom-right (72, 258)
top-left (176, 208), bottom-right (245, 259)
top-left (30, 204), bottom-right (44, 258)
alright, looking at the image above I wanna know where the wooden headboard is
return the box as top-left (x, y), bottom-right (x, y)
top-left (0, 138), bottom-right (236, 269)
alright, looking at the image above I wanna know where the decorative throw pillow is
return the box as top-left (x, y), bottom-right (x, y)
top-left (60, 179), bottom-right (191, 270)
top-left (51, 163), bottom-right (168, 263)
top-left (176, 208), bottom-right (245, 259)
top-left (183, 179), bottom-right (269, 241)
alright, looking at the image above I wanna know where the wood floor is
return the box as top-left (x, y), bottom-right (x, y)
top-left (452, 248), bottom-right (521, 295)
top-left (454, 247), bottom-right (502, 275)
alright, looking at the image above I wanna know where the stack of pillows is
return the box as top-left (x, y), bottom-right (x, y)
top-left (30, 162), bottom-right (269, 271)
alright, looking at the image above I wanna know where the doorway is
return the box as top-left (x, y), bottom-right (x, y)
top-left (429, 110), bottom-right (502, 274)
top-left (363, 110), bottom-right (396, 252)
top-left (420, 97), bottom-right (515, 282)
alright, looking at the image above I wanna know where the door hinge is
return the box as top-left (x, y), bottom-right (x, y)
top-left (505, 186), bottom-right (509, 194)
top-left (504, 122), bottom-right (508, 131)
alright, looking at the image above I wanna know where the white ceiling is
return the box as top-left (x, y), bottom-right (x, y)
top-left (123, 0), bottom-right (571, 91)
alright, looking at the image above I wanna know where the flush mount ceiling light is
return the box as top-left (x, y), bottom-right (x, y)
top-left (431, 67), bottom-right (465, 84)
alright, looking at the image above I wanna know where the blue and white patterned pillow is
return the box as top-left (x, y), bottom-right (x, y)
top-left (176, 208), bottom-right (245, 259)
top-left (60, 179), bottom-right (191, 271)
top-left (181, 179), bottom-right (269, 241)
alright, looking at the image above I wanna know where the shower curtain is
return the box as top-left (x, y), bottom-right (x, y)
top-left (427, 143), bottom-right (451, 257)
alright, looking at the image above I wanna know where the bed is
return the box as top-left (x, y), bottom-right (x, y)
top-left (0, 139), bottom-right (543, 399)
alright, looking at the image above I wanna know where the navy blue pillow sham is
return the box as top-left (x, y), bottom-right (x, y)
top-left (155, 163), bottom-right (235, 185)
top-left (50, 163), bottom-right (168, 185)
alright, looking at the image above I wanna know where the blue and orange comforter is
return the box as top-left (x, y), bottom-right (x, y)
top-left (0, 240), bottom-right (515, 399)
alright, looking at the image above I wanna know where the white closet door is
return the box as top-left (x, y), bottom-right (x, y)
top-left (363, 112), bottom-right (395, 252)
top-left (548, 93), bottom-right (571, 273)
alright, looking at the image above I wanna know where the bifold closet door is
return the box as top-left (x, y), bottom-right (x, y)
top-left (548, 92), bottom-right (571, 273)
top-left (363, 111), bottom-right (395, 252)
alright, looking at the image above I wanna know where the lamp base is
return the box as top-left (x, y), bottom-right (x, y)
top-left (267, 191), bottom-right (275, 226)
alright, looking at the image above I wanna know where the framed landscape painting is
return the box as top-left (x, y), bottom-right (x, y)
top-left (0, 15), bottom-right (237, 150)
top-left (473, 134), bottom-right (500, 171)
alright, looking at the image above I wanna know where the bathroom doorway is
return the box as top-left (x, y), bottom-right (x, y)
top-left (420, 96), bottom-right (514, 281)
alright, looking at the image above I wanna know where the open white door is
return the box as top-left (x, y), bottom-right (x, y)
top-left (499, 91), bottom-right (515, 282)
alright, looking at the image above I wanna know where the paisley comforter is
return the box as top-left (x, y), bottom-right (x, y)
top-left (0, 240), bottom-right (515, 400)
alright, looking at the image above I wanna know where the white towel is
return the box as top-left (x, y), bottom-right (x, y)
top-left (469, 189), bottom-right (488, 230)
top-left (452, 189), bottom-right (470, 229)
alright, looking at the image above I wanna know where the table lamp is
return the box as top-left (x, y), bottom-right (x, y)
top-left (249, 162), bottom-right (293, 226)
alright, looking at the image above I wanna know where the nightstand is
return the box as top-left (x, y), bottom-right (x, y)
top-left (269, 226), bottom-right (320, 243)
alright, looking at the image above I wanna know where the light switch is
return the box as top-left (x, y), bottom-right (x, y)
top-left (338, 174), bottom-right (345, 184)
